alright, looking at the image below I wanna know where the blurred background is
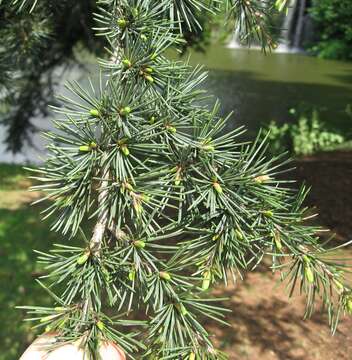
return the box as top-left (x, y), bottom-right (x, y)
top-left (1, 1), bottom-right (352, 359)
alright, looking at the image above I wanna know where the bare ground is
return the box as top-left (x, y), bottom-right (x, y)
top-left (208, 151), bottom-right (352, 359)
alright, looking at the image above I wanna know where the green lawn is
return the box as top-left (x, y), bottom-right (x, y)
top-left (0, 164), bottom-right (60, 359)
top-left (0, 163), bottom-right (30, 190)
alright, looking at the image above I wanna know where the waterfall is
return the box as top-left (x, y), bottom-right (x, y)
top-left (227, 26), bottom-right (241, 49)
top-left (228, 0), bottom-right (268, 49)
top-left (278, 0), bottom-right (309, 52)
top-left (228, 0), bottom-right (310, 53)
top-left (278, 0), bottom-right (298, 51)
top-left (293, 0), bottom-right (306, 48)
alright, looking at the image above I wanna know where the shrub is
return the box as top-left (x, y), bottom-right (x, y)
top-left (309, 0), bottom-right (352, 60)
top-left (263, 109), bottom-right (345, 156)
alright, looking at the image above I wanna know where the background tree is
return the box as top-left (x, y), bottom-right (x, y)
top-left (0, 0), bottom-right (285, 154)
top-left (309, 0), bottom-right (352, 60)
top-left (8, 0), bottom-right (352, 359)
top-left (2, 0), bottom-right (352, 154)
top-left (0, 0), bottom-right (100, 152)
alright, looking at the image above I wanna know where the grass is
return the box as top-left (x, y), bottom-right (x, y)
top-left (0, 164), bottom-right (61, 359)
top-left (0, 163), bottom-right (30, 190)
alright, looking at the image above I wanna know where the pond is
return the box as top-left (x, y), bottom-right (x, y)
top-left (187, 45), bottom-right (352, 137)
top-left (1, 45), bottom-right (352, 163)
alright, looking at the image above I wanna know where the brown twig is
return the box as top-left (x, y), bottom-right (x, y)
top-left (90, 154), bottom-right (110, 255)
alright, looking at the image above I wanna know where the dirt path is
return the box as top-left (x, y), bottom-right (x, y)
top-left (209, 268), bottom-right (352, 360)
top-left (209, 151), bottom-right (352, 359)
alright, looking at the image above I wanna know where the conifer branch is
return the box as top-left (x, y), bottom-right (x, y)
top-left (16, 1), bottom-right (352, 359)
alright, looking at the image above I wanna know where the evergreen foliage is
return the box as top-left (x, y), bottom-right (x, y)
top-left (0, 0), bottom-right (100, 152)
top-left (13, 0), bottom-right (352, 359)
top-left (309, 0), bottom-right (352, 60)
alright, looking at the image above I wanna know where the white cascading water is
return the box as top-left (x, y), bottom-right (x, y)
top-left (228, 0), bottom-right (307, 53)
top-left (276, 0), bottom-right (299, 52)
top-left (293, 0), bottom-right (307, 49)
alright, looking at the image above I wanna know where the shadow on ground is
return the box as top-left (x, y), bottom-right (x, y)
top-left (205, 267), bottom-right (352, 360)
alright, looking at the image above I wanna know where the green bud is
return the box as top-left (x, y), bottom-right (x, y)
top-left (96, 321), bottom-right (105, 331)
top-left (122, 59), bottom-right (132, 68)
top-left (305, 265), bottom-right (314, 284)
top-left (117, 18), bottom-right (127, 28)
top-left (120, 106), bottom-right (131, 116)
top-left (149, 116), bottom-right (156, 124)
top-left (166, 125), bottom-right (177, 134)
top-left (79, 145), bottom-right (90, 152)
top-left (133, 240), bottom-right (146, 249)
top-left (235, 229), bottom-right (243, 240)
top-left (89, 141), bottom-right (97, 149)
top-left (262, 210), bottom-right (273, 218)
top-left (213, 182), bottom-right (223, 194)
top-left (89, 109), bottom-right (99, 117)
top-left (202, 271), bottom-right (211, 291)
top-left (202, 145), bottom-right (215, 152)
top-left (159, 271), bottom-right (171, 281)
top-left (54, 307), bottom-right (66, 312)
top-left (128, 270), bottom-right (136, 281)
top-left (80, 142), bottom-right (97, 152)
top-left (131, 8), bottom-right (139, 17)
top-left (45, 325), bottom-right (52, 333)
top-left (212, 234), bottom-right (220, 241)
top-left (150, 52), bottom-right (157, 60)
top-left (254, 175), bottom-right (270, 183)
top-left (144, 75), bottom-right (154, 83)
top-left (140, 34), bottom-right (147, 41)
top-left (120, 144), bottom-right (130, 156)
top-left (145, 67), bottom-right (154, 73)
top-left (77, 252), bottom-right (90, 265)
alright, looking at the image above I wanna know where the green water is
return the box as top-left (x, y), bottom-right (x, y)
top-left (185, 46), bottom-right (352, 136)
